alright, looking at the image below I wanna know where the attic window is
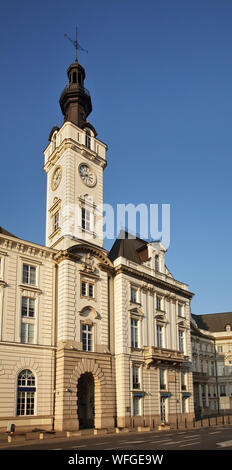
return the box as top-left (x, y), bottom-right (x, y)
top-left (155, 255), bottom-right (159, 272)
top-left (226, 324), bottom-right (231, 332)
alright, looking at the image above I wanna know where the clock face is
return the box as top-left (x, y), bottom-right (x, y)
top-left (79, 164), bottom-right (96, 187)
top-left (52, 166), bottom-right (62, 190)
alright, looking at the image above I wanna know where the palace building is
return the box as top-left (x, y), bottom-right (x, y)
top-left (0, 55), bottom-right (197, 431)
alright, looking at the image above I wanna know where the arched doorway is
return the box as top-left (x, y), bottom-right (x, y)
top-left (77, 372), bottom-right (95, 429)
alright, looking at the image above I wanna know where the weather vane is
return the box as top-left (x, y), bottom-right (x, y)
top-left (64, 27), bottom-right (88, 63)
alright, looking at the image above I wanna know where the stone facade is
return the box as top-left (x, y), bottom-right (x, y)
top-left (0, 56), bottom-right (196, 432)
top-left (191, 313), bottom-right (232, 418)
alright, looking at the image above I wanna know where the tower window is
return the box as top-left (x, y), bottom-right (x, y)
top-left (81, 208), bottom-right (91, 231)
top-left (73, 72), bottom-right (77, 83)
top-left (85, 130), bottom-right (91, 149)
top-left (54, 211), bottom-right (60, 232)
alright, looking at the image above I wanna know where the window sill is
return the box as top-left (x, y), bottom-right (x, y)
top-left (19, 284), bottom-right (42, 294)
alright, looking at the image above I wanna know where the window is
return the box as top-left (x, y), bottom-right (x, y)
top-left (17, 370), bottom-right (36, 416)
top-left (155, 255), bottom-right (159, 272)
top-left (132, 365), bottom-right (140, 389)
top-left (181, 371), bottom-right (187, 391)
top-left (130, 287), bottom-right (137, 303)
top-left (54, 211), bottom-right (60, 232)
top-left (218, 346), bottom-right (223, 353)
top-left (157, 324), bottom-right (163, 348)
top-left (133, 396), bottom-right (140, 416)
top-left (156, 296), bottom-right (162, 311)
top-left (21, 297), bottom-right (35, 318)
top-left (81, 280), bottom-right (94, 299)
top-left (22, 264), bottom-right (36, 285)
top-left (131, 318), bottom-right (138, 348)
top-left (85, 130), bottom-right (91, 149)
top-left (21, 323), bottom-right (34, 344)
top-left (178, 329), bottom-right (184, 352)
top-left (159, 369), bottom-right (166, 390)
top-left (81, 324), bottom-right (93, 351)
top-left (219, 384), bottom-right (226, 397)
top-left (182, 397), bottom-right (188, 413)
top-left (178, 303), bottom-right (184, 317)
top-left (81, 208), bottom-right (91, 231)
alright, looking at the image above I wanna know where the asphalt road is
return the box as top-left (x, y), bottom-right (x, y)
top-left (2, 425), bottom-right (232, 451)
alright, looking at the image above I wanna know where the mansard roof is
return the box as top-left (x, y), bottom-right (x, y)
top-left (108, 230), bottom-right (148, 264)
top-left (192, 312), bottom-right (232, 333)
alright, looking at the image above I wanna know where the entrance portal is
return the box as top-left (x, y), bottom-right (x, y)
top-left (77, 372), bottom-right (95, 429)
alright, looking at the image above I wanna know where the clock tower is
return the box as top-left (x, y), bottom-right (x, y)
top-left (43, 58), bottom-right (107, 250)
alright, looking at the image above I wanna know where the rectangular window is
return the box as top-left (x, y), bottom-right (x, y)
top-left (156, 296), bottom-right (162, 311)
top-left (54, 211), bottom-right (60, 232)
top-left (21, 297), bottom-right (35, 318)
top-left (181, 371), bottom-right (187, 391)
top-left (131, 318), bottom-right (138, 348)
top-left (81, 281), bottom-right (94, 299)
top-left (22, 264), bottom-right (36, 285)
top-left (81, 208), bottom-right (91, 231)
top-left (132, 365), bottom-right (140, 389)
top-left (178, 303), bottom-right (183, 317)
top-left (157, 324), bottom-right (163, 348)
top-left (178, 329), bottom-right (184, 352)
top-left (81, 281), bottom-right (87, 296)
top-left (89, 283), bottom-right (94, 298)
top-left (17, 391), bottom-right (35, 416)
top-left (81, 324), bottom-right (93, 351)
top-left (21, 323), bottom-right (34, 344)
top-left (159, 369), bottom-right (166, 390)
top-left (130, 287), bottom-right (137, 303)
top-left (133, 396), bottom-right (140, 416)
top-left (219, 384), bottom-right (226, 397)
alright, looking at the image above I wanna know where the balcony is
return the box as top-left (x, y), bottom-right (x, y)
top-left (143, 346), bottom-right (185, 367)
top-left (193, 371), bottom-right (209, 383)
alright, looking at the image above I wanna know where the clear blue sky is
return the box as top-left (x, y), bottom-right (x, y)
top-left (1, 0), bottom-right (232, 315)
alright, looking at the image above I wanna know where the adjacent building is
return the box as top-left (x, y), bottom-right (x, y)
top-left (191, 312), bottom-right (232, 418)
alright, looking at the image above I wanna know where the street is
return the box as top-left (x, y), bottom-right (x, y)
top-left (2, 425), bottom-right (232, 451)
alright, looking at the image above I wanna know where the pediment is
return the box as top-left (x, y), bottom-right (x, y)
top-left (77, 305), bottom-right (100, 320)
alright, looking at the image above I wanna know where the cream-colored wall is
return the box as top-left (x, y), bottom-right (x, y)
top-left (56, 252), bottom-right (110, 350)
top-left (0, 234), bottom-right (56, 429)
top-left (113, 255), bottom-right (194, 423)
top-left (44, 121), bottom-right (106, 250)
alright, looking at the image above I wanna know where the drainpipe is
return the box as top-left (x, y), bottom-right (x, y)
top-left (52, 262), bottom-right (58, 431)
top-left (214, 337), bottom-right (220, 416)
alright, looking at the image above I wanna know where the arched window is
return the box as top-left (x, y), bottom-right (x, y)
top-left (17, 370), bottom-right (36, 416)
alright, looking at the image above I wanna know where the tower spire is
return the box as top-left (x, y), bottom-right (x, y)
top-left (64, 27), bottom-right (88, 63)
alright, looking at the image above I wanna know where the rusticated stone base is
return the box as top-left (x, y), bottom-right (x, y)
top-left (54, 347), bottom-right (115, 432)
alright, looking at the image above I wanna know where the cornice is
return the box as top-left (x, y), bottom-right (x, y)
top-left (114, 264), bottom-right (194, 299)
top-left (0, 234), bottom-right (56, 261)
top-left (44, 137), bottom-right (107, 173)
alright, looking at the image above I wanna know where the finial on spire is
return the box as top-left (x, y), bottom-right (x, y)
top-left (64, 27), bottom-right (88, 63)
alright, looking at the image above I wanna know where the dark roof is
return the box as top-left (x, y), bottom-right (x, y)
top-left (0, 226), bottom-right (17, 238)
top-left (192, 312), bottom-right (232, 333)
top-left (108, 230), bottom-right (148, 264)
